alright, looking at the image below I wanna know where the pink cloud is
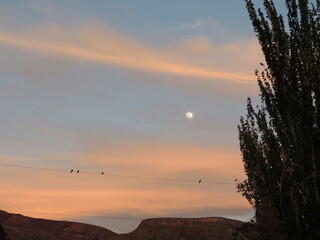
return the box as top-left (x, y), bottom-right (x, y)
top-left (0, 23), bottom-right (259, 84)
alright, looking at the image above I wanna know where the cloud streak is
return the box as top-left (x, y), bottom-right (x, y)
top-left (179, 18), bottom-right (217, 30)
top-left (0, 21), bottom-right (256, 232)
top-left (0, 24), bottom-right (257, 84)
top-left (0, 138), bottom-right (249, 232)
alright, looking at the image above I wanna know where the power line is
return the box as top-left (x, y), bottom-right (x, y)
top-left (0, 162), bottom-right (236, 185)
top-left (9, 210), bottom-right (143, 221)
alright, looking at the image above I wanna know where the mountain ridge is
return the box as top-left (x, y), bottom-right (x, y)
top-left (0, 210), bottom-right (244, 240)
top-left (0, 210), bottom-right (117, 240)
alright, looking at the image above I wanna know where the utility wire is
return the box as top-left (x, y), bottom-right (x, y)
top-left (12, 210), bottom-right (143, 221)
top-left (8, 210), bottom-right (214, 221)
top-left (0, 162), bottom-right (236, 185)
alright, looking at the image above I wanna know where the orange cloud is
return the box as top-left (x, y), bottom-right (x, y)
top-left (0, 140), bottom-right (249, 225)
top-left (0, 174), bottom-right (248, 217)
top-left (0, 22), bottom-right (255, 229)
top-left (0, 23), bottom-right (259, 84)
top-left (75, 141), bottom-right (245, 181)
top-left (170, 36), bottom-right (263, 75)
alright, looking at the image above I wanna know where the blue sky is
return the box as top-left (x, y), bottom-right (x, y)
top-left (0, 0), bottom-right (278, 233)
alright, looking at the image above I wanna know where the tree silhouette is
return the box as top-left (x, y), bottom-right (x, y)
top-left (238, 0), bottom-right (320, 239)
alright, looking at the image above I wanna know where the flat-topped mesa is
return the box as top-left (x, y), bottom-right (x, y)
top-left (140, 217), bottom-right (240, 227)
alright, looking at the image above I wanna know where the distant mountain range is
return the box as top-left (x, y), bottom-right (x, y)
top-left (0, 210), bottom-right (244, 240)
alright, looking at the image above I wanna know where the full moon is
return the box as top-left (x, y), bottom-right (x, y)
top-left (186, 112), bottom-right (193, 119)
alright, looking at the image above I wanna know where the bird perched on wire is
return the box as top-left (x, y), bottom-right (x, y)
top-left (198, 179), bottom-right (202, 184)
top-left (76, 170), bottom-right (80, 174)
top-left (70, 169), bottom-right (73, 174)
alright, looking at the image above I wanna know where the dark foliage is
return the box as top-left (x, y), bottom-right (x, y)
top-left (238, 0), bottom-right (320, 239)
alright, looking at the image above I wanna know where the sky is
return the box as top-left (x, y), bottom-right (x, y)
top-left (0, 0), bottom-right (272, 233)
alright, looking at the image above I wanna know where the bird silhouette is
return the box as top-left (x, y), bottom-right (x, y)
top-left (70, 169), bottom-right (73, 174)
top-left (198, 179), bottom-right (202, 184)
top-left (101, 172), bottom-right (104, 175)
top-left (76, 170), bottom-right (80, 174)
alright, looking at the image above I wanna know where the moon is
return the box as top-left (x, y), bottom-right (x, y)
top-left (186, 112), bottom-right (193, 119)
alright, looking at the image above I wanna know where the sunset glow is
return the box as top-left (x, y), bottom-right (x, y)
top-left (0, 0), bottom-right (259, 233)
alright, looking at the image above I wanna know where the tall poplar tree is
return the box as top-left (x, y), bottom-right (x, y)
top-left (238, 0), bottom-right (320, 239)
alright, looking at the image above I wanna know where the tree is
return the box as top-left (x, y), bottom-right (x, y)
top-left (237, 0), bottom-right (320, 239)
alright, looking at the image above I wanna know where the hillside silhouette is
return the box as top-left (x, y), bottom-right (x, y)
top-left (0, 210), bottom-right (244, 240)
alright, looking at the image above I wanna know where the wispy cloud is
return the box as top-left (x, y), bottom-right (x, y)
top-left (0, 170), bottom-right (249, 225)
top-left (0, 22), bottom-right (257, 230)
top-left (0, 23), bottom-right (258, 84)
top-left (0, 138), bottom-right (248, 228)
top-left (179, 18), bottom-right (218, 30)
top-left (75, 140), bottom-right (245, 179)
